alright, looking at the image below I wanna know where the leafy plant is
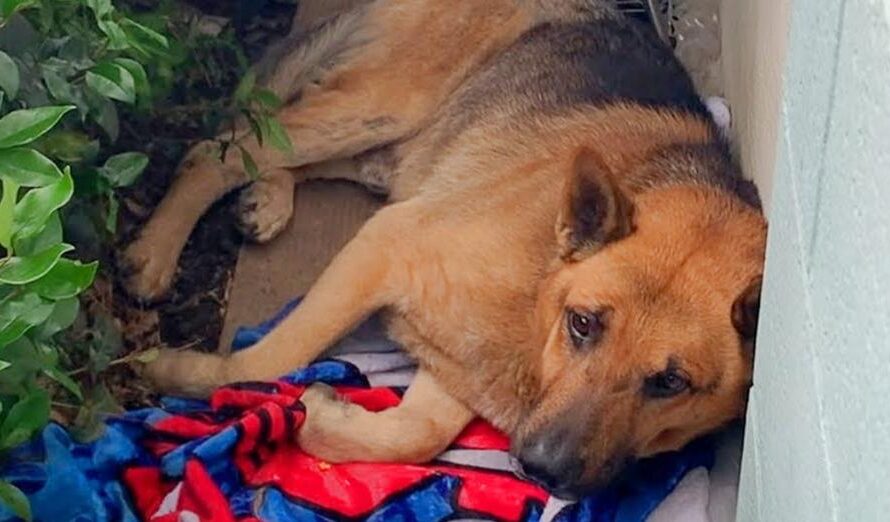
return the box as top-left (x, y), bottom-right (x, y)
top-left (0, 105), bottom-right (95, 521)
top-left (0, 0), bottom-right (172, 238)
top-left (226, 70), bottom-right (292, 179)
top-left (0, 2), bottom-right (295, 515)
top-left (0, 1), bottom-right (170, 517)
top-left (0, 0), bottom-right (291, 500)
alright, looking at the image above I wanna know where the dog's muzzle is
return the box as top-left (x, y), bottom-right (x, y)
top-left (513, 431), bottom-right (584, 499)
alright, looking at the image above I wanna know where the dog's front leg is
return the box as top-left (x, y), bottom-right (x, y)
top-left (299, 369), bottom-right (474, 463)
top-left (141, 203), bottom-right (415, 397)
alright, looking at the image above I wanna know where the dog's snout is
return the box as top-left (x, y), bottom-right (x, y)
top-left (516, 434), bottom-right (583, 496)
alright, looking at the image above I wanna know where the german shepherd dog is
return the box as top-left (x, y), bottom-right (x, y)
top-left (123, 0), bottom-right (766, 497)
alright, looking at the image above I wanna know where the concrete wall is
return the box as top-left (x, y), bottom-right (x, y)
top-left (721, 0), bottom-right (792, 213)
top-left (735, 0), bottom-right (890, 520)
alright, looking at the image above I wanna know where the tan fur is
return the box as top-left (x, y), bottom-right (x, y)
top-left (128, 0), bottom-right (767, 491)
top-left (299, 371), bottom-right (474, 463)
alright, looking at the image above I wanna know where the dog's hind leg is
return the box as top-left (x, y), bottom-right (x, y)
top-left (298, 370), bottom-right (474, 463)
top-left (235, 168), bottom-right (297, 243)
top-left (140, 202), bottom-right (417, 397)
top-left (118, 5), bottom-right (412, 300)
top-left (237, 148), bottom-right (395, 243)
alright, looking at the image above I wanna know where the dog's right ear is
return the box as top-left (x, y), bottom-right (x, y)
top-left (732, 276), bottom-right (763, 352)
top-left (556, 149), bottom-right (635, 261)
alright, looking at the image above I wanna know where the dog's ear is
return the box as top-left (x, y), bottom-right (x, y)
top-left (732, 276), bottom-right (763, 348)
top-left (556, 148), bottom-right (634, 261)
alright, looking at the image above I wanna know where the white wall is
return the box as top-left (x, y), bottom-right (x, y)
top-left (721, 0), bottom-right (791, 213)
top-left (733, 0), bottom-right (890, 520)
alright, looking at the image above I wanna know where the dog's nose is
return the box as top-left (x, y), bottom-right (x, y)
top-left (516, 435), bottom-right (583, 495)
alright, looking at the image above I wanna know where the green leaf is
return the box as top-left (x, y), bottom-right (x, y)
top-left (133, 347), bottom-right (159, 363)
top-left (27, 259), bottom-right (96, 300)
top-left (85, 62), bottom-right (135, 104)
top-left (0, 0), bottom-right (37, 18)
top-left (100, 152), bottom-right (147, 187)
top-left (239, 146), bottom-right (258, 179)
top-left (0, 106), bottom-right (75, 149)
top-left (85, 0), bottom-right (113, 19)
top-left (265, 117), bottom-right (293, 154)
top-left (29, 297), bottom-right (77, 340)
top-left (256, 116), bottom-right (272, 145)
top-left (0, 338), bottom-right (41, 389)
top-left (0, 178), bottom-right (17, 251)
top-left (12, 170), bottom-right (73, 241)
top-left (245, 113), bottom-right (263, 146)
top-left (98, 20), bottom-right (130, 50)
top-left (0, 243), bottom-right (73, 284)
top-left (0, 318), bottom-right (34, 347)
top-left (39, 63), bottom-right (90, 118)
top-left (0, 360), bottom-right (9, 371)
top-left (14, 211), bottom-right (61, 257)
top-left (43, 366), bottom-right (82, 400)
top-left (234, 71), bottom-right (256, 104)
top-left (252, 88), bottom-right (283, 111)
top-left (0, 290), bottom-right (54, 326)
top-left (0, 389), bottom-right (49, 449)
top-left (33, 130), bottom-right (99, 164)
top-left (113, 58), bottom-right (150, 101)
top-left (0, 479), bottom-right (31, 522)
top-left (0, 148), bottom-right (62, 187)
top-left (0, 50), bottom-right (19, 100)
top-left (41, 69), bottom-right (79, 107)
top-left (105, 191), bottom-right (118, 233)
top-left (56, 37), bottom-right (95, 71)
top-left (0, 292), bottom-right (54, 346)
top-left (83, 92), bottom-right (119, 142)
top-left (121, 19), bottom-right (169, 56)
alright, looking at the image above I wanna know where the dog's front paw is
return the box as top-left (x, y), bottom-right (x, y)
top-left (237, 178), bottom-right (294, 243)
top-left (119, 234), bottom-right (178, 302)
top-left (137, 348), bottom-right (225, 398)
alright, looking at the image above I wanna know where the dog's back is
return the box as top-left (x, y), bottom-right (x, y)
top-left (388, 3), bottom-right (751, 207)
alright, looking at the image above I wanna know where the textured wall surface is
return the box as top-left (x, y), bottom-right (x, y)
top-left (721, 0), bottom-right (791, 213)
top-left (737, 0), bottom-right (890, 520)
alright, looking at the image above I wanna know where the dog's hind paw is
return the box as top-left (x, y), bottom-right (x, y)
top-left (237, 177), bottom-right (295, 243)
top-left (297, 383), bottom-right (362, 462)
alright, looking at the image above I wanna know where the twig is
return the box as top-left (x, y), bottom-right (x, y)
top-left (66, 339), bottom-right (202, 377)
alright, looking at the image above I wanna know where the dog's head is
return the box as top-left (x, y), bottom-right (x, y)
top-left (513, 147), bottom-right (766, 498)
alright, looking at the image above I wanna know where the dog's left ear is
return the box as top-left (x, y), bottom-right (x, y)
top-left (732, 276), bottom-right (763, 348)
top-left (556, 148), bottom-right (634, 261)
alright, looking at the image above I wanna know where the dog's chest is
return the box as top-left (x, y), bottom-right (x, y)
top-left (378, 222), bottom-right (547, 427)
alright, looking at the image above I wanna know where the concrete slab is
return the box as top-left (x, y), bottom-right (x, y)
top-left (220, 181), bottom-right (381, 350)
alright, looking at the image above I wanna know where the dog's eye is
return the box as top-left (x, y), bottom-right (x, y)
top-left (644, 369), bottom-right (691, 398)
top-left (566, 309), bottom-right (605, 347)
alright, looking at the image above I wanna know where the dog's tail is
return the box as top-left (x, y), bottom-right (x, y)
top-left (254, 3), bottom-right (373, 105)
